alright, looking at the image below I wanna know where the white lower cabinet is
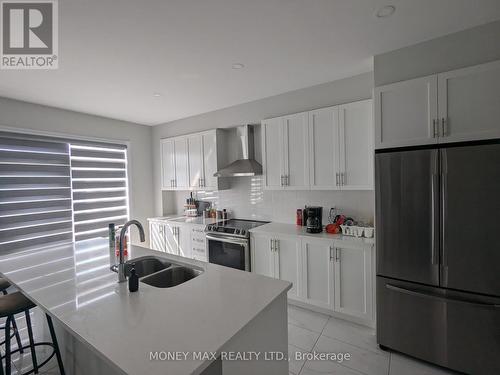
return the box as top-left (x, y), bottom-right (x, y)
top-left (333, 242), bottom-right (373, 321)
top-left (301, 237), bottom-right (335, 310)
top-left (148, 220), bottom-right (197, 259)
top-left (250, 234), bottom-right (301, 300)
top-left (251, 232), bottom-right (374, 325)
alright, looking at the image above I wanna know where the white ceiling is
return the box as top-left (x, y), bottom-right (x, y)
top-left (1, 0), bottom-right (500, 126)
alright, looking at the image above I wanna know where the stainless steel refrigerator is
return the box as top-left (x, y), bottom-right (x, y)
top-left (375, 142), bottom-right (500, 374)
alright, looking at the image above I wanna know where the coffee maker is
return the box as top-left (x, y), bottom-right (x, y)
top-left (305, 206), bottom-right (323, 233)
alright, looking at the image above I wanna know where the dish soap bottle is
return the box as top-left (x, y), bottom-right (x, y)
top-left (128, 267), bottom-right (139, 292)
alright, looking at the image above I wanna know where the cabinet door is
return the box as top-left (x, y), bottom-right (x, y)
top-left (301, 238), bottom-right (334, 310)
top-left (173, 138), bottom-right (189, 189)
top-left (202, 131), bottom-right (218, 189)
top-left (149, 221), bottom-right (165, 251)
top-left (262, 118), bottom-right (284, 190)
top-left (308, 106), bottom-right (341, 190)
top-left (177, 225), bottom-right (192, 259)
top-left (274, 236), bottom-right (301, 300)
top-left (250, 234), bottom-right (273, 277)
top-left (339, 99), bottom-right (374, 190)
top-left (438, 60), bottom-right (500, 143)
top-left (187, 135), bottom-right (203, 189)
top-left (375, 75), bottom-right (438, 149)
top-left (282, 112), bottom-right (309, 189)
top-left (161, 139), bottom-right (176, 190)
top-left (334, 243), bottom-right (373, 321)
top-left (164, 223), bottom-right (178, 255)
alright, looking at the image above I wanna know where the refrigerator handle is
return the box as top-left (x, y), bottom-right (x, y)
top-left (431, 150), bottom-right (439, 266)
top-left (386, 284), bottom-right (500, 309)
top-left (441, 149), bottom-right (448, 270)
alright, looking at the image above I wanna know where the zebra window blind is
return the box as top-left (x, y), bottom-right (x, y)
top-left (0, 136), bottom-right (74, 253)
top-left (0, 132), bottom-right (129, 252)
top-left (70, 143), bottom-right (129, 242)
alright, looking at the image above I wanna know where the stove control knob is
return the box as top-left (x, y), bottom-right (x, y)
top-left (207, 225), bottom-right (212, 231)
top-left (241, 230), bottom-right (246, 236)
top-left (234, 229), bottom-right (240, 234)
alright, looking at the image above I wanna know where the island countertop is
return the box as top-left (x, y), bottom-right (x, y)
top-left (0, 238), bottom-right (291, 375)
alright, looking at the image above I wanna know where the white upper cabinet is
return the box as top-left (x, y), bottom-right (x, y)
top-left (308, 106), bottom-right (340, 190)
top-left (262, 117), bottom-right (284, 190)
top-left (201, 131), bottom-right (218, 190)
top-left (339, 100), bottom-right (374, 189)
top-left (375, 60), bottom-right (500, 149)
top-left (282, 113), bottom-right (309, 189)
top-left (375, 75), bottom-right (438, 149)
top-left (161, 129), bottom-right (228, 191)
top-left (438, 60), bottom-right (500, 143)
top-left (333, 242), bottom-right (373, 321)
top-left (187, 135), bottom-right (203, 189)
top-left (173, 137), bottom-right (189, 189)
top-left (263, 102), bottom-right (373, 191)
top-left (161, 139), bottom-right (176, 189)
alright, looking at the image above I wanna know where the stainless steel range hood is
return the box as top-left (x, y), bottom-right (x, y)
top-left (214, 125), bottom-right (262, 177)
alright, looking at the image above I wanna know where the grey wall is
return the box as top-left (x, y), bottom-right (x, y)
top-left (152, 71), bottom-right (374, 217)
top-left (0, 97), bottom-right (154, 243)
top-left (374, 20), bottom-right (500, 87)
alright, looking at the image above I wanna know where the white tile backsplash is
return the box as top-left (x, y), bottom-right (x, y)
top-left (164, 176), bottom-right (374, 224)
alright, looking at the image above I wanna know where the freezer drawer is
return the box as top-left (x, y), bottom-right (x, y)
top-left (377, 276), bottom-right (500, 374)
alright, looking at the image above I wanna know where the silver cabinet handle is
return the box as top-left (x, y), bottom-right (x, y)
top-left (341, 172), bottom-right (345, 186)
top-left (286, 175), bottom-right (289, 186)
top-left (270, 239), bottom-right (275, 252)
top-left (275, 239), bottom-right (279, 253)
top-left (280, 175), bottom-right (283, 186)
top-left (441, 118), bottom-right (447, 137)
top-left (432, 119), bottom-right (437, 138)
top-left (329, 246), bottom-right (334, 261)
top-left (335, 173), bottom-right (339, 186)
top-left (335, 248), bottom-right (340, 262)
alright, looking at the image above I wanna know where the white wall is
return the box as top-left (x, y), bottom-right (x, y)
top-left (152, 72), bottom-right (375, 224)
top-left (374, 20), bottom-right (500, 86)
top-left (0, 97), bottom-right (154, 243)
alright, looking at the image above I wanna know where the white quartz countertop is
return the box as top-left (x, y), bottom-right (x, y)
top-left (148, 215), bottom-right (220, 225)
top-left (249, 222), bottom-right (375, 246)
top-left (0, 239), bottom-right (290, 375)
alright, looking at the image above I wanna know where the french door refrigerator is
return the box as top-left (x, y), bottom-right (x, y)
top-left (375, 142), bottom-right (500, 374)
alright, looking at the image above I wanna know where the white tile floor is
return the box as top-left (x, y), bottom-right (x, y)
top-left (287, 304), bottom-right (459, 375)
top-left (3, 305), bottom-right (460, 375)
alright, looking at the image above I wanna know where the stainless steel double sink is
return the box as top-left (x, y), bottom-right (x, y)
top-left (113, 256), bottom-right (203, 288)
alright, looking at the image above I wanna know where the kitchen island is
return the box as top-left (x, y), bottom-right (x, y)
top-left (0, 238), bottom-right (291, 375)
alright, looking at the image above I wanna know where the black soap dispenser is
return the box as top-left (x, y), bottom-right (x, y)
top-left (128, 266), bottom-right (139, 292)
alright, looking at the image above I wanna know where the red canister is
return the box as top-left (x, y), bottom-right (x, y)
top-left (296, 209), bottom-right (303, 226)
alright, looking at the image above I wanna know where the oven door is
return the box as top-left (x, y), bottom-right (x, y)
top-left (206, 234), bottom-right (249, 271)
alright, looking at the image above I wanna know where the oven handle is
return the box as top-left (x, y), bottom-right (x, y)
top-left (205, 234), bottom-right (249, 246)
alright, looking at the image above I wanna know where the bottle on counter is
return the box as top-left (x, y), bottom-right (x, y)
top-left (115, 226), bottom-right (128, 260)
top-left (108, 223), bottom-right (116, 268)
top-left (128, 266), bottom-right (139, 292)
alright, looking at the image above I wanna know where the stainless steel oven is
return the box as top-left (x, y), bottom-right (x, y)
top-left (206, 233), bottom-right (249, 271)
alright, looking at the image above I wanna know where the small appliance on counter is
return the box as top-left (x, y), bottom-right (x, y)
top-left (197, 200), bottom-right (211, 216)
top-left (305, 206), bottom-right (322, 233)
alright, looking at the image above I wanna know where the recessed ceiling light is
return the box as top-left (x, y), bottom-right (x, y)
top-left (376, 5), bottom-right (395, 18)
top-left (153, 93), bottom-right (162, 98)
top-left (232, 63), bottom-right (245, 70)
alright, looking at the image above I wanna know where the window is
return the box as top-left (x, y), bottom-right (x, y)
top-left (0, 132), bottom-right (129, 253)
top-left (70, 144), bottom-right (129, 242)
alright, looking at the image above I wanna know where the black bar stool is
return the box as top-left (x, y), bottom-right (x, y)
top-left (0, 279), bottom-right (22, 355)
top-left (0, 292), bottom-right (65, 375)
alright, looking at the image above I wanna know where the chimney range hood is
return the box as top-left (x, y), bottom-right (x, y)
top-left (214, 125), bottom-right (262, 177)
